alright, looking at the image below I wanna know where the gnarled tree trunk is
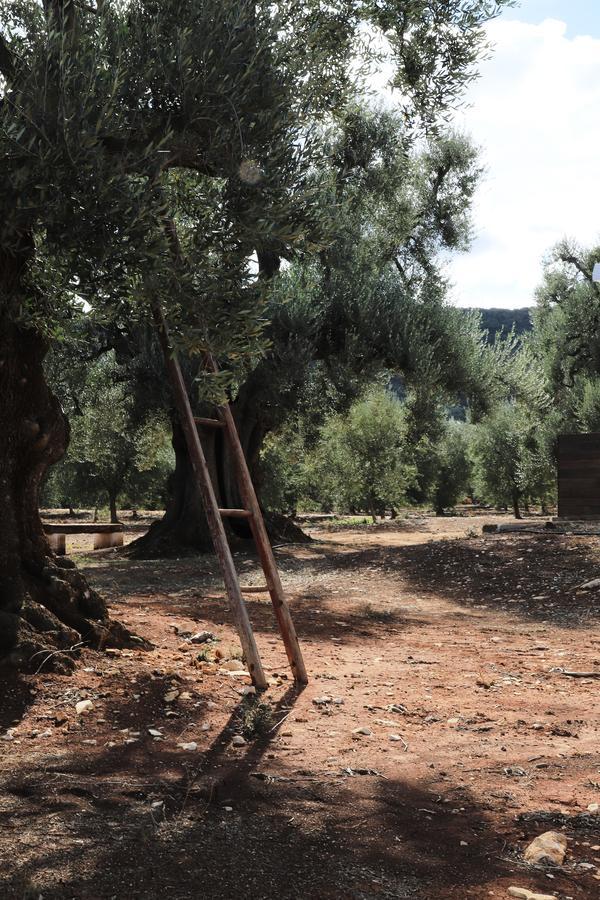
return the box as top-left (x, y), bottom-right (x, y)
top-left (128, 397), bottom-right (308, 558)
top-left (0, 246), bottom-right (131, 673)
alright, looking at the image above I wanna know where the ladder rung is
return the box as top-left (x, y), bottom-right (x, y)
top-left (218, 508), bottom-right (253, 518)
top-left (194, 416), bottom-right (224, 428)
top-left (241, 585), bottom-right (269, 594)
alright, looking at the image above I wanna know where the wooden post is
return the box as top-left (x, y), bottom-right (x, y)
top-left (152, 306), bottom-right (268, 690)
top-left (47, 533), bottom-right (66, 555)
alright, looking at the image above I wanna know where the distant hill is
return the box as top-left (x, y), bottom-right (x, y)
top-left (469, 307), bottom-right (533, 344)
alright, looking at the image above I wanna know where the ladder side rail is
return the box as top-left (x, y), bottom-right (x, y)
top-left (214, 389), bottom-right (308, 685)
top-left (152, 307), bottom-right (268, 690)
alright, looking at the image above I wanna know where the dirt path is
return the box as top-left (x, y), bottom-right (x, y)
top-left (1, 515), bottom-right (599, 899)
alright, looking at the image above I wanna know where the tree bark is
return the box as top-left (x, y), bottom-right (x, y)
top-left (128, 399), bottom-right (309, 558)
top-left (108, 491), bottom-right (119, 525)
top-left (0, 247), bottom-right (132, 673)
top-left (369, 499), bottom-right (378, 524)
top-left (512, 491), bottom-right (522, 520)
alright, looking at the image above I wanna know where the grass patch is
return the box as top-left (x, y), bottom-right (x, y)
top-left (70, 553), bottom-right (101, 566)
top-left (359, 602), bottom-right (395, 623)
top-left (241, 700), bottom-right (273, 739)
top-left (324, 516), bottom-right (372, 528)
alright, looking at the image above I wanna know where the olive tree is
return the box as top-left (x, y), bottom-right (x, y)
top-left (0, 0), bottom-right (513, 668)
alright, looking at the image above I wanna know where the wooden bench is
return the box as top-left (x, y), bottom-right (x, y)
top-left (43, 523), bottom-right (124, 554)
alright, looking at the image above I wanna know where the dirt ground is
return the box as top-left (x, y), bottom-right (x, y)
top-left (1, 514), bottom-right (600, 899)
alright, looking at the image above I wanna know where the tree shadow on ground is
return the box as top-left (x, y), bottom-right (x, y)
top-left (149, 591), bottom-right (427, 644)
top-left (324, 534), bottom-right (600, 628)
top-left (161, 591), bottom-right (424, 647)
top-left (0, 678), bottom-right (520, 900)
top-left (79, 546), bottom-right (428, 646)
top-left (0, 672), bottom-right (36, 731)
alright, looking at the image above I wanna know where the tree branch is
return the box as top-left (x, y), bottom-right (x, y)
top-left (99, 134), bottom-right (217, 178)
top-left (0, 34), bottom-right (15, 82)
top-left (558, 252), bottom-right (593, 282)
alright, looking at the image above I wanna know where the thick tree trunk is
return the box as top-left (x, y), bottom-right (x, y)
top-left (127, 420), bottom-right (217, 557)
top-left (368, 498), bottom-right (378, 524)
top-left (108, 491), bottom-right (119, 525)
top-left (512, 491), bottom-right (522, 520)
top-left (0, 266), bottom-right (132, 672)
top-left (128, 400), bottom-right (309, 558)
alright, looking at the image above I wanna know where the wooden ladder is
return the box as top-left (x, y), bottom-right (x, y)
top-left (152, 304), bottom-right (308, 690)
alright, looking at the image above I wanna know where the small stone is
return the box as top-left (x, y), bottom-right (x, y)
top-left (578, 577), bottom-right (600, 590)
top-left (352, 727), bottom-right (372, 736)
top-left (240, 686), bottom-right (256, 697)
top-left (587, 803), bottom-right (599, 814)
top-left (523, 830), bottom-right (567, 866)
top-left (177, 741), bottom-right (198, 751)
top-left (148, 728), bottom-right (163, 737)
top-left (190, 630), bottom-right (215, 644)
top-left (507, 889), bottom-right (556, 900)
top-left (231, 734), bottom-right (246, 746)
top-left (164, 690), bottom-right (179, 703)
top-left (313, 696), bottom-right (333, 706)
top-left (447, 717), bottom-right (460, 725)
top-left (389, 734), bottom-right (404, 742)
top-left (221, 659), bottom-right (247, 673)
top-left (75, 700), bottom-right (94, 715)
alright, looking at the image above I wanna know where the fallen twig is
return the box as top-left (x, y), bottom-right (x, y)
top-left (269, 710), bottom-right (292, 733)
top-left (30, 642), bottom-right (86, 675)
top-left (557, 669), bottom-right (600, 679)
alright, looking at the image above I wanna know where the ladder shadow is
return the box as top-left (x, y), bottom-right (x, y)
top-left (197, 682), bottom-right (306, 805)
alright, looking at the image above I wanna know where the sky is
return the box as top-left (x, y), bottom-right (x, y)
top-left (447, 0), bottom-right (600, 309)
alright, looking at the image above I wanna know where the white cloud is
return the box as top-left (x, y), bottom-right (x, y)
top-left (447, 17), bottom-right (600, 309)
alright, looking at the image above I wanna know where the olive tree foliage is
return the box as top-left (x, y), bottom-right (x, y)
top-left (1, 0), bottom-right (516, 356)
top-left (43, 351), bottom-right (174, 519)
top-left (310, 388), bottom-right (417, 521)
top-left (567, 376), bottom-right (600, 433)
top-left (469, 340), bottom-right (556, 518)
top-left (260, 390), bottom-right (474, 518)
top-left (431, 420), bottom-right (473, 514)
top-left (234, 115), bottom-right (496, 454)
top-left (471, 401), bottom-right (553, 518)
top-left (529, 241), bottom-right (600, 445)
top-left (467, 242), bottom-right (600, 520)
top-left (532, 241), bottom-right (600, 393)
